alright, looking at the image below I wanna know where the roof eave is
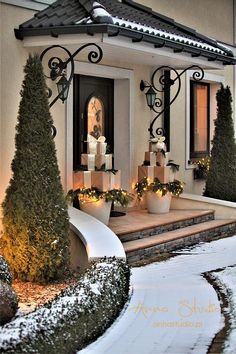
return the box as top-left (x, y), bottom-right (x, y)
top-left (14, 24), bottom-right (236, 65)
top-left (14, 24), bottom-right (110, 40)
top-left (121, 0), bottom-right (232, 55)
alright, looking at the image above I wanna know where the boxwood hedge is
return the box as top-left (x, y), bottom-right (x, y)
top-left (0, 257), bottom-right (130, 354)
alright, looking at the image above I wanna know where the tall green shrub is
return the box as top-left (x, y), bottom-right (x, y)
top-left (1, 54), bottom-right (70, 282)
top-left (204, 85), bottom-right (236, 202)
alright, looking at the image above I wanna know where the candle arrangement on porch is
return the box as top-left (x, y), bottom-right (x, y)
top-left (70, 134), bottom-right (133, 224)
top-left (135, 136), bottom-right (184, 213)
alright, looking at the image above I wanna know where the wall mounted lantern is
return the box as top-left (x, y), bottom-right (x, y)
top-left (140, 65), bottom-right (204, 141)
top-left (56, 74), bottom-right (70, 103)
top-left (40, 43), bottom-right (103, 137)
top-left (140, 80), bottom-right (157, 109)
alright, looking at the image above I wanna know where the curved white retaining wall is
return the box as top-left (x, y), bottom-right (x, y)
top-left (171, 193), bottom-right (236, 219)
top-left (68, 206), bottom-right (126, 261)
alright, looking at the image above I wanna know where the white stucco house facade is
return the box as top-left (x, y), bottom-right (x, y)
top-left (1, 0), bottom-right (236, 231)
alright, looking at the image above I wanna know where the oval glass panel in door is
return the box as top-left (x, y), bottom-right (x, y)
top-left (87, 96), bottom-right (105, 139)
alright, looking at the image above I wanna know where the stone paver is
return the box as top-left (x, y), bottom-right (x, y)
top-left (124, 219), bottom-right (236, 252)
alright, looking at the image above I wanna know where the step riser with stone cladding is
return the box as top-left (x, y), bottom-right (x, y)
top-left (119, 212), bottom-right (214, 242)
top-left (126, 221), bottom-right (236, 265)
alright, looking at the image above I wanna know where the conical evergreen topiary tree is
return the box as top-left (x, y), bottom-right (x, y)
top-left (204, 84), bottom-right (236, 202)
top-left (1, 54), bottom-right (70, 282)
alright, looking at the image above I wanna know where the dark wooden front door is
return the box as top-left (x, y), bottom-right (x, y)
top-left (73, 75), bottom-right (114, 170)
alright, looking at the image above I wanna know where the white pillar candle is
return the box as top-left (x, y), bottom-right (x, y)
top-left (109, 173), bottom-right (115, 189)
top-left (105, 154), bottom-right (112, 170)
top-left (87, 154), bottom-right (95, 171)
top-left (151, 143), bottom-right (158, 152)
top-left (89, 141), bottom-right (97, 154)
top-left (83, 171), bottom-right (91, 188)
top-left (109, 171), bottom-right (121, 189)
top-left (150, 152), bottom-right (157, 166)
top-left (164, 152), bottom-right (169, 166)
top-left (97, 142), bottom-right (107, 155)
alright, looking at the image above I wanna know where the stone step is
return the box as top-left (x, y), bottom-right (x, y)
top-left (114, 210), bottom-right (215, 242)
top-left (123, 219), bottom-right (236, 264)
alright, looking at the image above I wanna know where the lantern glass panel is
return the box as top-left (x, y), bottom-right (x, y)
top-left (146, 86), bottom-right (156, 109)
top-left (57, 76), bottom-right (69, 102)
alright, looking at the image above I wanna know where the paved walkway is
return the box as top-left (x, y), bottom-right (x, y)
top-left (78, 236), bottom-right (236, 354)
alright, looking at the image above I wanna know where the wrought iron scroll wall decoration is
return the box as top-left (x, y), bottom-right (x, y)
top-left (140, 65), bottom-right (204, 138)
top-left (40, 43), bottom-right (103, 137)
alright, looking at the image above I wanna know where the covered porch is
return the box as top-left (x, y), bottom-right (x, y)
top-left (11, 0), bottom-right (236, 266)
top-left (13, 0), bottom-right (236, 197)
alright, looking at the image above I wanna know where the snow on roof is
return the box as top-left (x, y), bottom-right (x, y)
top-left (92, 1), bottom-right (113, 24)
top-left (75, 3), bottom-right (228, 57)
top-left (14, 0), bottom-right (236, 64)
top-left (111, 17), bottom-right (227, 55)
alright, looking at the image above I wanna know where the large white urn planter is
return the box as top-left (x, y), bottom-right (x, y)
top-left (146, 191), bottom-right (172, 214)
top-left (79, 199), bottom-right (112, 225)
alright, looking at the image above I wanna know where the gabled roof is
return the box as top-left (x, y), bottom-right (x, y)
top-left (15, 0), bottom-right (236, 65)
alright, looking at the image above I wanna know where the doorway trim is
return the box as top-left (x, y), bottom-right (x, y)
top-left (66, 61), bottom-right (134, 192)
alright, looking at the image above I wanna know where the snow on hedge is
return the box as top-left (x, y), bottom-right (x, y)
top-left (0, 256), bottom-right (12, 285)
top-left (0, 258), bottom-right (130, 354)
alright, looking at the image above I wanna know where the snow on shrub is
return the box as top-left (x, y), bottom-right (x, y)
top-left (0, 256), bottom-right (18, 325)
top-left (0, 257), bottom-right (130, 354)
top-left (0, 256), bottom-right (13, 285)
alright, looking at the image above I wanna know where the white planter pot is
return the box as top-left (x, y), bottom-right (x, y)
top-left (146, 191), bottom-right (172, 214)
top-left (79, 199), bottom-right (112, 225)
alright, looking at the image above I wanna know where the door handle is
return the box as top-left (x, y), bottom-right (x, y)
top-left (81, 134), bottom-right (84, 152)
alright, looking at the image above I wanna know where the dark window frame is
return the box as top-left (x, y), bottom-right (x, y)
top-left (190, 81), bottom-right (210, 159)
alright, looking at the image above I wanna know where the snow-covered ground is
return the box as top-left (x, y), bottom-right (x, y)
top-left (79, 236), bottom-right (236, 354)
top-left (212, 266), bottom-right (236, 354)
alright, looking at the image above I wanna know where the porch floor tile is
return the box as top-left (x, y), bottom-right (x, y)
top-left (108, 209), bottom-right (213, 236)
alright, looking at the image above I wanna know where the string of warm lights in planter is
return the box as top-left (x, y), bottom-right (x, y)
top-left (67, 188), bottom-right (134, 224)
top-left (135, 177), bottom-right (184, 214)
top-left (135, 177), bottom-right (184, 200)
top-left (193, 156), bottom-right (211, 180)
top-left (68, 188), bottom-right (134, 207)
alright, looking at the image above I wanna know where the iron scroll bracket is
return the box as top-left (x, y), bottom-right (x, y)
top-left (40, 43), bottom-right (103, 108)
top-left (40, 43), bottom-right (103, 137)
top-left (142, 65), bottom-right (204, 138)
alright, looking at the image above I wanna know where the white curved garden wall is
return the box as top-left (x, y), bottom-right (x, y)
top-left (68, 207), bottom-right (126, 269)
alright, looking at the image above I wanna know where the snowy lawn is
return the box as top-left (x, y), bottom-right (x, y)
top-left (212, 266), bottom-right (236, 353)
top-left (79, 236), bottom-right (236, 354)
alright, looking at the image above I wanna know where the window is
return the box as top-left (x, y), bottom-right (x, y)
top-left (190, 81), bottom-right (210, 159)
top-left (87, 96), bottom-right (105, 139)
top-left (186, 71), bottom-right (223, 169)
